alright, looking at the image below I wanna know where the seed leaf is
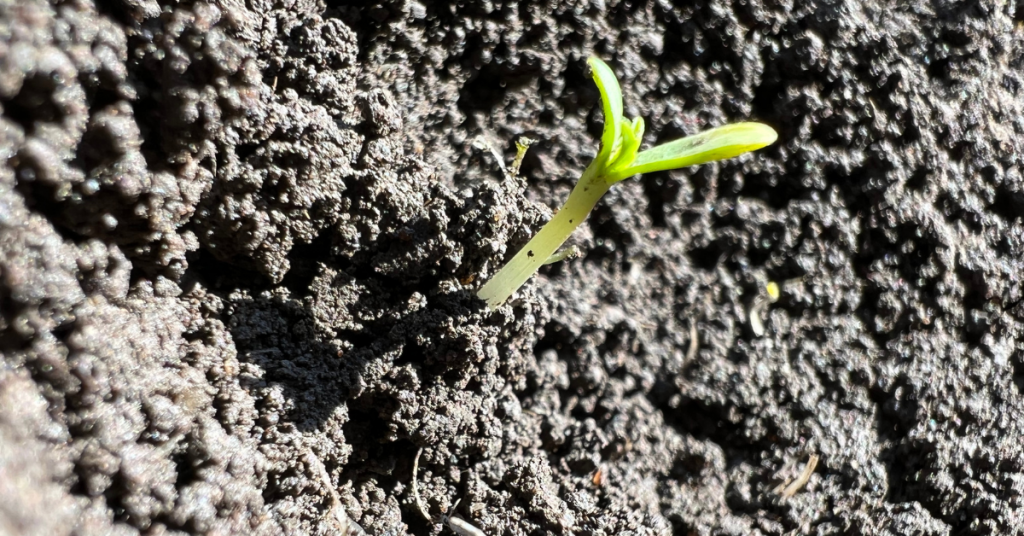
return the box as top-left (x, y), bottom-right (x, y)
top-left (606, 122), bottom-right (777, 183)
top-left (587, 57), bottom-right (623, 168)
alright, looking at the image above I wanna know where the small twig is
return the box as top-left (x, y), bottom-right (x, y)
top-left (443, 498), bottom-right (485, 536)
top-left (412, 447), bottom-right (432, 522)
top-left (411, 448), bottom-right (486, 535)
top-left (686, 319), bottom-right (699, 362)
top-left (781, 454), bottom-right (819, 498)
top-left (749, 295), bottom-right (769, 337)
top-left (771, 458), bottom-right (796, 495)
top-left (774, 454), bottom-right (819, 499)
top-left (472, 137), bottom-right (507, 174)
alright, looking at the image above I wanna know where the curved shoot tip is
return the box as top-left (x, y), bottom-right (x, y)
top-left (607, 122), bottom-right (778, 182)
top-left (587, 57), bottom-right (623, 166)
top-left (608, 116), bottom-right (645, 172)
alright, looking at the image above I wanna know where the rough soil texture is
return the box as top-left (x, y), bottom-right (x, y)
top-left (3, 0), bottom-right (1024, 534)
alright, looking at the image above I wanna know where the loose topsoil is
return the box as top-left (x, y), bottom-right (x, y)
top-left (3, 0), bottom-right (1024, 535)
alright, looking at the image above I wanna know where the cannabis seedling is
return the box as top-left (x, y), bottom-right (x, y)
top-left (476, 57), bottom-right (778, 309)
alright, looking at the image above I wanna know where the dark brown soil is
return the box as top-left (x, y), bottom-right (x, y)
top-left (3, 0), bottom-right (1024, 535)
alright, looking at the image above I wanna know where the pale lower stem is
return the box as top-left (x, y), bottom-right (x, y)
top-left (477, 175), bottom-right (609, 309)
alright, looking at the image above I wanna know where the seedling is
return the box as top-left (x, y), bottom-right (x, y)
top-left (476, 57), bottom-right (778, 309)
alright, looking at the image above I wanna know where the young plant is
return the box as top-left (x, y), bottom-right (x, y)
top-left (477, 57), bottom-right (778, 309)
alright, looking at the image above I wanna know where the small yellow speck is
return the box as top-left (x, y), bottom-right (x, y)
top-left (766, 281), bottom-right (780, 302)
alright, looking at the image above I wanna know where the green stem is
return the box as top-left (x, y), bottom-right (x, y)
top-left (477, 168), bottom-right (610, 309)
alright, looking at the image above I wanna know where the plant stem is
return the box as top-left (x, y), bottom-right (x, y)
top-left (476, 166), bottom-right (610, 309)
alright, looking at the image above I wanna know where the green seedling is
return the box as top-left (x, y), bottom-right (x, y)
top-left (476, 57), bottom-right (778, 309)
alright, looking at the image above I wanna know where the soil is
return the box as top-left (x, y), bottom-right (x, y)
top-left (3, 0), bottom-right (1024, 535)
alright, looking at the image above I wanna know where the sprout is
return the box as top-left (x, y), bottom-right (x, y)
top-left (477, 57), bottom-right (778, 309)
